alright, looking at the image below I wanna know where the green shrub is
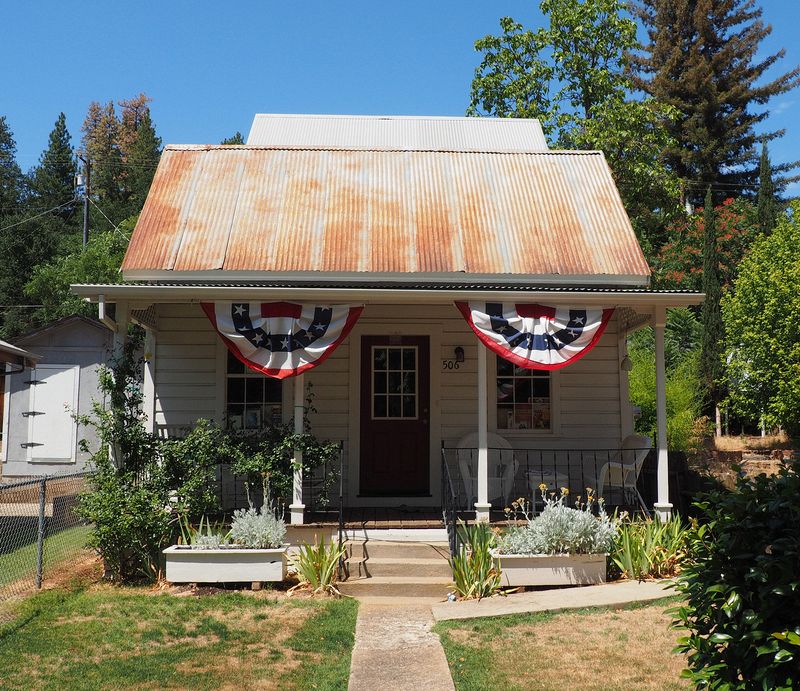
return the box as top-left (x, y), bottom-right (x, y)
top-left (291, 539), bottom-right (346, 595)
top-left (450, 522), bottom-right (502, 600)
top-left (77, 331), bottom-right (219, 581)
top-left (611, 516), bottom-right (688, 580)
top-left (673, 461), bottom-right (800, 688)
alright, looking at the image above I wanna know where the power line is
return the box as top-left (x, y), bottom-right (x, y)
top-left (0, 200), bottom-right (77, 233)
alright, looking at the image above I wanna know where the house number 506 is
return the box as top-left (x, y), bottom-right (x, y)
top-left (442, 360), bottom-right (461, 370)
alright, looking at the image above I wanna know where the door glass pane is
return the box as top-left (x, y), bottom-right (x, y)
top-left (372, 345), bottom-right (419, 419)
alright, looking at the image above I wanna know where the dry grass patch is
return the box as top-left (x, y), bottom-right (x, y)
top-left (714, 433), bottom-right (792, 452)
top-left (436, 598), bottom-right (688, 691)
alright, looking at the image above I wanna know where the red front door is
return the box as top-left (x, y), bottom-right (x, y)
top-left (359, 336), bottom-right (430, 496)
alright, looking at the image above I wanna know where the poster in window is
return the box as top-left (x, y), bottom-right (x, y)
top-left (531, 397), bottom-right (550, 429)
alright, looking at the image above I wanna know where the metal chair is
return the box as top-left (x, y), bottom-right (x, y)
top-left (596, 434), bottom-right (652, 515)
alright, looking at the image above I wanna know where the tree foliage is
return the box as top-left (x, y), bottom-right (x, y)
top-left (24, 221), bottom-right (132, 326)
top-left (655, 197), bottom-right (759, 290)
top-left (469, 0), bottom-right (681, 251)
top-left (0, 116), bottom-right (23, 217)
top-left (28, 112), bottom-right (76, 218)
top-left (630, 0), bottom-right (800, 203)
top-left (220, 132), bottom-right (244, 145)
top-left (700, 187), bottom-right (725, 410)
top-left (723, 203), bottom-right (800, 436)
top-left (757, 142), bottom-right (777, 236)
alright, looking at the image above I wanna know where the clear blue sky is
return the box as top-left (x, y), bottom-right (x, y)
top-left (4, 1), bottom-right (799, 191)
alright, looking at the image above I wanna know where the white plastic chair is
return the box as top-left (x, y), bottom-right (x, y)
top-left (596, 434), bottom-right (652, 514)
top-left (455, 432), bottom-right (518, 508)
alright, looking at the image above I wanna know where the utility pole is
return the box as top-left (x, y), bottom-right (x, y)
top-left (76, 153), bottom-right (90, 246)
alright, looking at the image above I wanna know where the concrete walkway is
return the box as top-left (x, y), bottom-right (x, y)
top-left (431, 579), bottom-right (673, 621)
top-left (348, 604), bottom-right (455, 691)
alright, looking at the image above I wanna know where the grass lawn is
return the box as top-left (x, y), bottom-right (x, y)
top-left (0, 585), bottom-right (358, 690)
top-left (0, 524), bottom-right (92, 589)
top-left (434, 597), bottom-right (688, 691)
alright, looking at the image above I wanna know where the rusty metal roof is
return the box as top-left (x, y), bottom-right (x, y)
top-left (121, 144), bottom-right (651, 284)
top-left (247, 114), bottom-right (549, 152)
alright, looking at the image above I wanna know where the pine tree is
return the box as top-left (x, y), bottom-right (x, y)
top-left (700, 187), bottom-right (724, 427)
top-left (221, 132), bottom-right (244, 145)
top-left (630, 0), bottom-right (800, 203)
top-left (29, 113), bottom-right (76, 218)
top-left (0, 116), bottom-right (23, 219)
top-left (82, 101), bottom-right (123, 203)
top-left (125, 110), bottom-right (162, 210)
top-left (756, 142), bottom-right (776, 236)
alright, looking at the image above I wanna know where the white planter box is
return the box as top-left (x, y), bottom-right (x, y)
top-left (492, 552), bottom-right (607, 587)
top-left (163, 545), bottom-right (288, 583)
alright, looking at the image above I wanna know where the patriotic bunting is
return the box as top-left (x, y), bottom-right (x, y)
top-left (202, 302), bottom-right (363, 379)
top-left (455, 302), bottom-right (614, 370)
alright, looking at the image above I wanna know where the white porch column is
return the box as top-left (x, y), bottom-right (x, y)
top-left (653, 306), bottom-right (672, 521)
top-left (112, 301), bottom-right (129, 354)
top-left (290, 373), bottom-right (305, 525)
top-left (475, 344), bottom-right (491, 522)
top-left (142, 328), bottom-right (156, 434)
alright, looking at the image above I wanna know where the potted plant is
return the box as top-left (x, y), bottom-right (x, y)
top-left (493, 486), bottom-right (617, 587)
top-left (164, 500), bottom-right (288, 584)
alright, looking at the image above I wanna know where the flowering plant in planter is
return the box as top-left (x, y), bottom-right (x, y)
top-left (494, 487), bottom-right (618, 587)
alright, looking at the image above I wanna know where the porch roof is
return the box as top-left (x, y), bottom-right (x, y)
top-left (120, 143), bottom-right (651, 285)
top-left (0, 338), bottom-right (39, 368)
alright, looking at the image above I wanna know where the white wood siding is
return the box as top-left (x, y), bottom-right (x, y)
top-left (153, 302), bottom-right (625, 469)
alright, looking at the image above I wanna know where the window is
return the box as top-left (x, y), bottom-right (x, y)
top-left (496, 356), bottom-right (551, 431)
top-left (225, 351), bottom-right (282, 430)
top-left (371, 345), bottom-right (417, 419)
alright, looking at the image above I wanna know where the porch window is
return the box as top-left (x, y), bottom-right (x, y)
top-left (225, 351), bottom-right (282, 430)
top-left (496, 356), bottom-right (551, 430)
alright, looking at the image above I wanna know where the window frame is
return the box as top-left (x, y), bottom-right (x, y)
top-left (223, 351), bottom-right (286, 431)
top-left (489, 354), bottom-right (560, 437)
top-left (370, 344), bottom-right (420, 421)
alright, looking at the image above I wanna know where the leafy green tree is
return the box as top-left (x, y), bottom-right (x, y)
top-left (723, 203), bottom-right (800, 436)
top-left (700, 188), bottom-right (724, 423)
top-left (757, 142), bottom-right (777, 236)
top-left (469, 0), bottom-right (681, 251)
top-left (655, 197), bottom-right (759, 290)
top-left (29, 113), bottom-right (76, 218)
top-left (0, 116), bottom-right (23, 218)
top-left (628, 309), bottom-right (706, 451)
top-left (221, 132), bottom-right (244, 145)
top-left (630, 0), bottom-right (800, 203)
top-left (24, 221), bottom-right (132, 326)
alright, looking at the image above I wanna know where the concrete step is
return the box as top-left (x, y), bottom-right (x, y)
top-left (341, 527), bottom-right (449, 542)
top-left (346, 556), bottom-right (452, 579)
top-left (347, 540), bottom-right (450, 561)
top-left (338, 575), bottom-right (453, 599)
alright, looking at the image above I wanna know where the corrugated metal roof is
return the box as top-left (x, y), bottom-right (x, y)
top-left (122, 145), bottom-right (651, 283)
top-left (247, 114), bottom-right (549, 152)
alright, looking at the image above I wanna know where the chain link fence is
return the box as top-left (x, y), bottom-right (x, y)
top-left (0, 472), bottom-right (91, 624)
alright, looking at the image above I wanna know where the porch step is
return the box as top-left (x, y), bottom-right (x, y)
top-left (341, 538), bottom-right (453, 599)
top-left (341, 527), bottom-right (449, 543)
top-left (338, 576), bottom-right (452, 599)
top-left (347, 556), bottom-right (453, 579)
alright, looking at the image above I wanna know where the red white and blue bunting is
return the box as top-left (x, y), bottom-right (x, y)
top-left (202, 302), bottom-right (363, 379)
top-left (455, 302), bottom-right (614, 370)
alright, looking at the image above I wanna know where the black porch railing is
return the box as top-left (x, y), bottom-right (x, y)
top-left (441, 446), bottom-right (654, 517)
top-left (440, 447), bottom-right (461, 557)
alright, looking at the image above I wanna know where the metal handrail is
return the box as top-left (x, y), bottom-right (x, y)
top-left (440, 445), bottom-right (461, 557)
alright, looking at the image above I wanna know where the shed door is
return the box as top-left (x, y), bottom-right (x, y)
top-left (360, 336), bottom-right (430, 496)
top-left (26, 364), bottom-right (80, 462)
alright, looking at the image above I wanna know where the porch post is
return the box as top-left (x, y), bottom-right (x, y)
top-left (475, 344), bottom-right (491, 522)
top-left (653, 305), bottom-right (672, 520)
top-left (142, 328), bottom-right (156, 434)
top-left (290, 373), bottom-right (305, 525)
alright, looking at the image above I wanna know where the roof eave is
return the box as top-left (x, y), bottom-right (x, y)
top-left (71, 283), bottom-right (703, 308)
